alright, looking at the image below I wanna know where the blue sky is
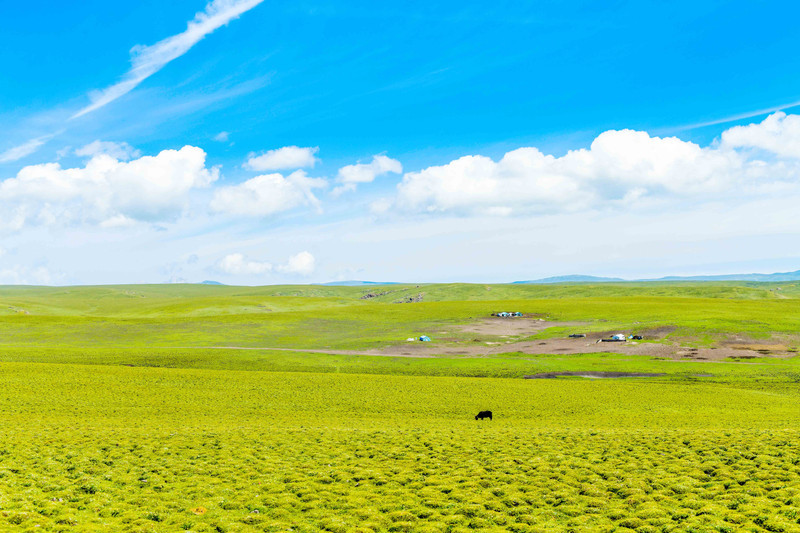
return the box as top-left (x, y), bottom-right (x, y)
top-left (2, 0), bottom-right (800, 284)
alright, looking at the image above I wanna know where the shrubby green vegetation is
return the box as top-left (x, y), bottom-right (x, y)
top-left (1, 283), bottom-right (800, 531)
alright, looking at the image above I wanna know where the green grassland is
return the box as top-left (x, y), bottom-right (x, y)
top-left (2, 282), bottom-right (800, 532)
top-left (2, 282), bottom-right (800, 352)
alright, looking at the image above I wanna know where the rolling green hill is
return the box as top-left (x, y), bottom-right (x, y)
top-left (2, 283), bottom-right (800, 353)
top-left (2, 282), bottom-right (800, 531)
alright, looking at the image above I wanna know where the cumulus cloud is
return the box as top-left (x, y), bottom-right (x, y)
top-left (276, 251), bottom-right (315, 275)
top-left (210, 170), bottom-right (326, 216)
top-left (393, 113), bottom-right (800, 215)
top-left (216, 251), bottom-right (315, 277)
top-left (720, 112), bottom-right (800, 158)
top-left (333, 155), bottom-right (402, 195)
top-left (216, 253), bottom-right (272, 274)
top-left (71, 0), bottom-right (264, 119)
top-left (0, 145), bottom-right (218, 229)
top-left (244, 146), bottom-right (319, 171)
top-left (75, 140), bottom-right (141, 161)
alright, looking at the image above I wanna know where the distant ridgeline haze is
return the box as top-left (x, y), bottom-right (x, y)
top-left (513, 269), bottom-right (800, 284)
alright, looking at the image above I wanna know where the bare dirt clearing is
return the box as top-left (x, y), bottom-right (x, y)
top-left (175, 318), bottom-right (797, 361)
top-left (375, 318), bottom-right (797, 361)
top-left (524, 371), bottom-right (667, 379)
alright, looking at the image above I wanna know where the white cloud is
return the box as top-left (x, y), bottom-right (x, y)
top-left (0, 265), bottom-right (55, 285)
top-left (333, 155), bottom-right (402, 195)
top-left (369, 197), bottom-right (393, 214)
top-left (396, 149), bottom-right (584, 215)
top-left (277, 251), bottom-right (315, 275)
top-left (71, 0), bottom-right (264, 119)
top-left (213, 131), bottom-right (230, 142)
top-left (210, 170), bottom-right (326, 216)
top-left (98, 214), bottom-right (138, 228)
top-left (244, 146), bottom-right (319, 171)
top-left (394, 113), bottom-right (800, 215)
top-left (678, 100), bottom-right (800, 131)
top-left (75, 140), bottom-right (141, 161)
top-left (0, 145), bottom-right (218, 229)
top-left (216, 250), bottom-right (316, 277)
top-left (216, 253), bottom-right (272, 274)
top-left (720, 112), bottom-right (800, 158)
top-left (0, 134), bottom-right (55, 163)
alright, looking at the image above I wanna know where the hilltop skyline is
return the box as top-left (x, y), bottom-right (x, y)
top-left (2, 0), bottom-right (800, 284)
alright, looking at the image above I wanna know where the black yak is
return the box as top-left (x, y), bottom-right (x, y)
top-left (475, 410), bottom-right (492, 420)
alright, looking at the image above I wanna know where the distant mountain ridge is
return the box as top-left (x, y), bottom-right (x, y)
top-left (513, 275), bottom-right (624, 284)
top-left (651, 269), bottom-right (800, 282)
top-left (514, 269), bottom-right (800, 284)
top-left (319, 280), bottom-right (403, 286)
top-left (308, 270), bottom-right (800, 287)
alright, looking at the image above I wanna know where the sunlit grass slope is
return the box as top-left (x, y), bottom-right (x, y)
top-left (2, 281), bottom-right (800, 316)
top-left (2, 283), bottom-right (800, 531)
top-left (2, 283), bottom-right (800, 352)
top-left (2, 363), bottom-right (800, 532)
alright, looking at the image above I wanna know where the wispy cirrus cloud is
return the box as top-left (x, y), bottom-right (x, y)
top-left (71, 0), bottom-right (264, 119)
top-left (0, 133), bottom-right (59, 163)
top-left (0, 0), bottom-right (264, 164)
top-left (674, 100), bottom-right (800, 131)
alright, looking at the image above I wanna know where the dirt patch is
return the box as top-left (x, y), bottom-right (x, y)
top-left (727, 344), bottom-right (789, 351)
top-left (612, 342), bottom-right (796, 361)
top-left (181, 320), bottom-right (796, 363)
top-left (379, 321), bottom-right (798, 361)
top-left (524, 371), bottom-right (666, 379)
top-left (374, 343), bottom-right (492, 357)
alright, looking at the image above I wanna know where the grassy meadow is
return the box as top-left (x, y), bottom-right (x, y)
top-left (2, 282), bottom-right (800, 532)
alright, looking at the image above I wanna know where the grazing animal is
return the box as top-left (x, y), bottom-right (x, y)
top-left (475, 410), bottom-right (493, 421)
